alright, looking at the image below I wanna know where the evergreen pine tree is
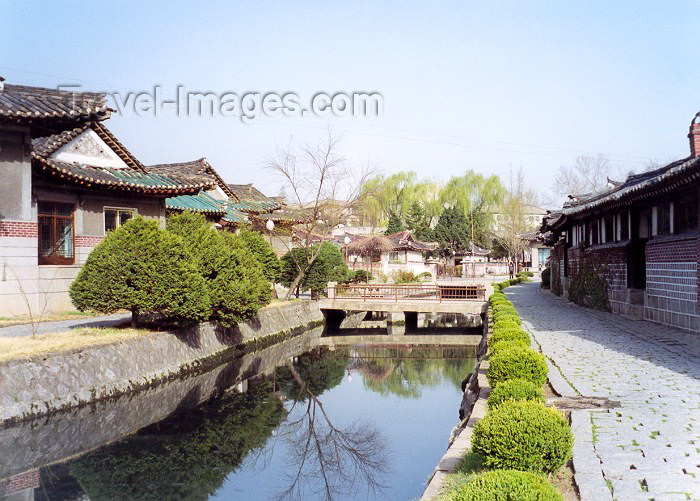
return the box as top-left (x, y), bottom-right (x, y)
top-left (69, 216), bottom-right (210, 327)
top-left (432, 206), bottom-right (471, 254)
top-left (405, 201), bottom-right (431, 240)
top-left (384, 211), bottom-right (405, 235)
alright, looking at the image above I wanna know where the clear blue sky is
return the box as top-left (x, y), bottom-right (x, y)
top-left (2, 1), bottom-right (698, 201)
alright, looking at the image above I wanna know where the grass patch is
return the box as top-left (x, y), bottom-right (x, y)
top-left (0, 310), bottom-right (106, 328)
top-left (0, 326), bottom-right (153, 362)
top-left (435, 450), bottom-right (485, 499)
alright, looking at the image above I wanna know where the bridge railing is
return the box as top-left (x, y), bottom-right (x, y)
top-left (328, 283), bottom-right (486, 302)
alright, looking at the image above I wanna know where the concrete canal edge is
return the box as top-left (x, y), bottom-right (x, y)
top-left (0, 301), bottom-right (358, 425)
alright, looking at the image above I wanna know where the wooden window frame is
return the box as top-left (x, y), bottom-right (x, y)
top-left (38, 202), bottom-right (75, 266)
top-left (104, 207), bottom-right (138, 234)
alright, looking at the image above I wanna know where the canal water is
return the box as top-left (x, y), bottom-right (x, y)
top-left (0, 324), bottom-right (478, 501)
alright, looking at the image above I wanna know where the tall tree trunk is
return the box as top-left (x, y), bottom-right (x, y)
top-left (131, 310), bottom-right (139, 329)
top-left (284, 245), bottom-right (324, 300)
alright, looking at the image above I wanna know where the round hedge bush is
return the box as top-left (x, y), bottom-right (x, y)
top-left (487, 378), bottom-right (545, 410)
top-left (491, 327), bottom-right (530, 345)
top-left (447, 469), bottom-right (563, 501)
top-left (487, 346), bottom-right (547, 387)
top-left (490, 297), bottom-right (510, 307)
top-left (472, 400), bottom-right (572, 473)
top-left (489, 292), bottom-right (506, 302)
top-left (489, 339), bottom-right (529, 357)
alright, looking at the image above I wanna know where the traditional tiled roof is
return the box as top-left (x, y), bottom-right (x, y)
top-left (0, 82), bottom-right (111, 124)
top-left (227, 183), bottom-right (274, 203)
top-left (539, 155), bottom-right (700, 235)
top-left (165, 192), bottom-right (227, 215)
top-left (230, 199), bottom-right (280, 213)
top-left (31, 122), bottom-right (215, 195)
top-left (385, 230), bottom-right (439, 251)
top-left (33, 122), bottom-right (144, 170)
top-left (221, 207), bottom-right (249, 224)
top-left (250, 210), bottom-right (309, 224)
top-left (147, 158), bottom-right (234, 197)
top-left (33, 155), bottom-right (214, 194)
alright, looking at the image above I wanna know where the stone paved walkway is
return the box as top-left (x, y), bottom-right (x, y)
top-left (507, 282), bottom-right (700, 501)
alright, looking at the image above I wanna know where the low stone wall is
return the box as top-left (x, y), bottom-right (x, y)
top-left (0, 300), bottom-right (325, 424)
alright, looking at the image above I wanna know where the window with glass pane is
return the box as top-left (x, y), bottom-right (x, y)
top-left (674, 190), bottom-right (698, 234)
top-left (38, 202), bottom-right (74, 265)
top-left (104, 208), bottom-right (137, 233)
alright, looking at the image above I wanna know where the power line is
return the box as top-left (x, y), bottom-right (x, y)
top-left (0, 66), bottom-right (654, 165)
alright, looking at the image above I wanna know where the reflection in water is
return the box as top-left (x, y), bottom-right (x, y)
top-left (65, 385), bottom-right (286, 501)
top-left (4, 334), bottom-right (476, 501)
top-left (272, 359), bottom-right (388, 500)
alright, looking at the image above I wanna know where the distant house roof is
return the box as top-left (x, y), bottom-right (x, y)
top-left (147, 158), bottom-right (235, 198)
top-left (227, 183), bottom-right (272, 203)
top-left (31, 122), bottom-right (214, 195)
top-left (385, 230), bottom-right (438, 252)
top-left (540, 155), bottom-right (700, 236)
top-left (456, 242), bottom-right (490, 256)
top-left (0, 81), bottom-right (111, 127)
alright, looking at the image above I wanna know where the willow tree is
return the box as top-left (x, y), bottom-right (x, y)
top-left (495, 169), bottom-right (537, 269)
top-left (357, 172), bottom-right (440, 228)
top-left (440, 171), bottom-right (505, 248)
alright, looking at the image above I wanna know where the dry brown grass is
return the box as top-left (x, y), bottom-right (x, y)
top-left (0, 310), bottom-right (104, 328)
top-left (0, 327), bottom-right (153, 363)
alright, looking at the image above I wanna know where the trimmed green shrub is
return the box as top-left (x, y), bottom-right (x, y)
top-left (167, 212), bottom-right (271, 326)
top-left (492, 304), bottom-right (517, 315)
top-left (541, 267), bottom-right (551, 289)
top-left (490, 327), bottom-right (530, 345)
top-left (487, 346), bottom-right (548, 387)
top-left (237, 228), bottom-right (281, 282)
top-left (489, 339), bottom-right (529, 357)
top-left (449, 470), bottom-right (563, 501)
top-left (70, 217), bottom-right (210, 327)
top-left (351, 269), bottom-right (373, 283)
top-left (472, 400), bottom-right (573, 473)
top-left (493, 318), bottom-right (521, 331)
top-left (509, 278), bottom-right (518, 285)
top-left (492, 311), bottom-right (521, 324)
top-left (487, 378), bottom-right (545, 409)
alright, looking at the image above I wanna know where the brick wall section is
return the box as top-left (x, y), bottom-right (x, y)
top-left (0, 470), bottom-right (39, 496)
top-left (75, 235), bottom-right (104, 247)
top-left (0, 221), bottom-right (38, 238)
top-left (644, 236), bottom-right (699, 331)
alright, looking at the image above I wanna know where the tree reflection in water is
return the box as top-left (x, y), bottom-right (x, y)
top-left (271, 360), bottom-right (389, 501)
top-left (61, 350), bottom-right (389, 501)
top-left (345, 347), bottom-right (473, 399)
top-left (67, 385), bottom-right (286, 501)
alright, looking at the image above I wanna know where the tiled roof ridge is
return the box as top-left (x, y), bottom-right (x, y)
top-left (148, 159), bottom-right (235, 198)
top-left (32, 154), bottom-right (215, 195)
top-left (0, 83), bottom-right (111, 121)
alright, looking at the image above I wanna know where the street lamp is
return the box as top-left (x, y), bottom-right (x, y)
top-left (343, 235), bottom-right (351, 263)
top-left (266, 219), bottom-right (275, 247)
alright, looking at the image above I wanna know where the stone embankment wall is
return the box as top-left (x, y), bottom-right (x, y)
top-left (0, 328), bottom-right (326, 479)
top-left (0, 301), bottom-right (332, 424)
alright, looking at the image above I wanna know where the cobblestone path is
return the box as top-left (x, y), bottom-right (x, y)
top-left (507, 282), bottom-right (700, 501)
